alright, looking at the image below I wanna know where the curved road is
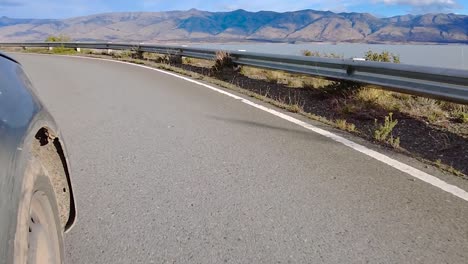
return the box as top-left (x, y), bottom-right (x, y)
top-left (13, 54), bottom-right (468, 263)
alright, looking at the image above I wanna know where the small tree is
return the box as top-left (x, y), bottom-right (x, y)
top-left (45, 35), bottom-right (71, 42)
top-left (44, 34), bottom-right (75, 54)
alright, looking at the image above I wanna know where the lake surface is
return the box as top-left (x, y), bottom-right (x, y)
top-left (192, 43), bottom-right (468, 70)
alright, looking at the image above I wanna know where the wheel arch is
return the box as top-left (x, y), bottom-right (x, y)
top-left (32, 126), bottom-right (76, 232)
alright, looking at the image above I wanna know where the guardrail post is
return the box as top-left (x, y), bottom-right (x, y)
top-left (169, 55), bottom-right (182, 64)
top-left (133, 50), bottom-right (144, 60)
top-left (346, 66), bottom-right (355, 76)
top-left (0, 41), bottom-right (466, 104)
top-left (212, 51), bottom-right (236, 75)
top-left (106, 43), bottom-right (112, 55)
top-left (74, 42), bottom-right (81, 53)
top-left (168, 49), bottom-right (182, 64)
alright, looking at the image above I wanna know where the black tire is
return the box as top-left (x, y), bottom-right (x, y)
top-left (13, 156), bottom-right (64, 264)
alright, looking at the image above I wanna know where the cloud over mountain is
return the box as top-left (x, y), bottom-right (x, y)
top-left (374, 0), bottom-right (462, 13)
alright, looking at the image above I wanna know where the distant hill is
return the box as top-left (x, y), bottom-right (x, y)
top-left (0, 9), bottom-right (467, 43)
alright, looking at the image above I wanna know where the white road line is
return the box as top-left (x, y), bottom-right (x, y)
top-left (20, 53), bottom-right (468, 202)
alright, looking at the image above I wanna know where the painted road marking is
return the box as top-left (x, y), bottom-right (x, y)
top-left (19, 53), bottom-right (468, 202)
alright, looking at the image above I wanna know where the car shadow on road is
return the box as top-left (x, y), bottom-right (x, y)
top-left (206, 115), bottom-right (341, 144)
top-left (178, 63), bottom-right (468, 177)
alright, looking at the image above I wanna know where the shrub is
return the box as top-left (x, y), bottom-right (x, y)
top-left (365, 50), bottom-right (400, 63)
top-left (212, 51), bottom-right (234, 72)
top-left (302, 50), bottom-right (321, 57)
top-left (302, 50), bottom-right (342, 58)
top-left (265, 71), bottom-right (282, 83)
top-left (455, 112), bottom-right (468, 123)
top-left (45, 35), bottom-right (71, 42)
top-left (49, 46), bottom-right (76, 54)
top-left (374, 113), bottom-right (400, 148)
top-left (112, 50), bottom-right (133, 59)
top-left (44, 34), bottom-right (76, 54)
top-left (183, 57), bottom-right (193, 64)
top-left (287, 104), bottom-right (303, 113)
top-left (335, 119), bottom-right (356, 132)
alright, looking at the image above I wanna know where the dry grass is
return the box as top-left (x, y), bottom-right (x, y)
top-left (335, 119), bottom-right (357, 132)
top-left (434, 159), bottom-right (464, 177)
top-left (111, 50), bottom-right (133, 59)
top-left (182, 57), bottom-right (214, 67)
top-left (96, 52), bottom-right (467, 178)
top-left (185, 59), bottom-right (467, 136)
top-left (240, 66), bottom-right (274, 80)
top-left (14, 47), bottom-right (467, 135)
top-left (302, 78), bottom-right (334, 89)
top-left (17, 49), bottom-right (465, 177)
top-left (343, 87), bottom-right (468, 131)
top-left (240, 66), bottom-right (333, 89)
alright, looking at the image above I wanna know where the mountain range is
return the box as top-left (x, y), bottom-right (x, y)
top-left (0, 9), bottom-right (467, 44)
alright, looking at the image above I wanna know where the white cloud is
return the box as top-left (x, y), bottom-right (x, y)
top-left (208, 0), bottom-right (357, 13)
top-left (374, 0), bottom-right (462, 13)
top-left (378, 0), bottom-right (457, 6)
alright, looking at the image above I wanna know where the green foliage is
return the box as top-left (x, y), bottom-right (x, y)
top-left (365, 50), bottom-right (400, 63)
top-left (45, 35), bottom-right (71, 42)
top-left (321, 80), bottom-right (362, 96)
top-left (239, 66), bottom-right (248, 76)
top-left (112, 50), bottom-right (133, 59)
top-left (455, 112), bottom-right (468, 123)
top-left (265, 71), bottom-right (281, 83)
top-left (374, 113), bottom-right (400, 148)
top-left (183, 57), bottom-right (193, 64)
top-left (49, 46), bottom-right (76, 54)
top-left (44, 34), bottom-right (76, 54)
top-left (302, 50), bottom-right (320, 57)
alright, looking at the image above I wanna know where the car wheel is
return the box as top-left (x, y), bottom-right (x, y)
top-left (13, 155), bottom-right (64, 264)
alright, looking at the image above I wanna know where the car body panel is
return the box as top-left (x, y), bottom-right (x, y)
top-left (0, 52), bottom-right (76, 263)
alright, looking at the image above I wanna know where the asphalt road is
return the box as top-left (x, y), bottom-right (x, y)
top-left (13, 54), bottom-right (468, 263)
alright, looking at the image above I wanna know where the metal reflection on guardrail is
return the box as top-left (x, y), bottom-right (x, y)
top-left (1, 42), bottom-right (467, 104)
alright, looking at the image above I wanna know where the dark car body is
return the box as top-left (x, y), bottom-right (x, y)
top-left (0, 52), bottom-right (76, 263)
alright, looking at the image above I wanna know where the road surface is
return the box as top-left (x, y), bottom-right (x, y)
top-left (13, 54), bottom-right (468, 263)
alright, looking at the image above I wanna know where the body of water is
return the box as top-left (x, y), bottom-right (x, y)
top-left (193, 43), bottom-right (468, 70)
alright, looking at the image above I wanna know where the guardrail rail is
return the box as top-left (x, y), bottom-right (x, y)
top-left (1, 42), bottom-right (467, 104)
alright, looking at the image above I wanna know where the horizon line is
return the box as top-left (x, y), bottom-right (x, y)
top-left (2, 8), bottom-right (467, 20)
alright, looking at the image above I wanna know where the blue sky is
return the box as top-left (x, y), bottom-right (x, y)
top-left (0, 0), bottom-right (467, 19)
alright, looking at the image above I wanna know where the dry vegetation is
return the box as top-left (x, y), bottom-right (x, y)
top-left (302, 49), bottom-right (343, 58)
top-left (181, 50), bottom-right (468, 178)
top-left (9, 45), bottom-right (467, 178)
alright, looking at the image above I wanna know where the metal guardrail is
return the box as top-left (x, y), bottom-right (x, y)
top-left (1, 42), bottom-right (467, 104)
